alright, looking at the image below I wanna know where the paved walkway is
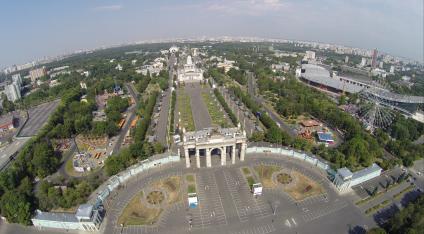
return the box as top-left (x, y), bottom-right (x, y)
top-left (185, 83), bottom-right (212, 130)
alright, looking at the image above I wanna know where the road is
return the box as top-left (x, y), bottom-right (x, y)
top-left (154, 54), bottom-right (176, 147)
top-left (256, 95), bottom-right (297, 137)
top-left (0, 100), bottom-right (61, 171)
top-left (155, 90), bottom-right (171, 146)
top-left (246, 72), bottom-right (297, 137)
top-left (409, 159), bottom-right (424, 191)
top-left (112, 83), bottom-right (138, 155)
top-left (18, 100), bottom-right (60, 137)
top-left (0, 138), bottom-right (29, 170)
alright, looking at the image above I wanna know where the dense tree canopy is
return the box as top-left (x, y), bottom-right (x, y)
top-left (384, 195), bottom-right (424, 234)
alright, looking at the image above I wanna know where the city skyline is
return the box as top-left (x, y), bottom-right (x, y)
top-left (0, 0), bottom-right (423, 67)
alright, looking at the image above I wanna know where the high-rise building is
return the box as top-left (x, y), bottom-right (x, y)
top-left (360, 57), bottom-right (367, 67)
top-left (5, 83), bottom-right (21, 102)
top-left (379, 61), bottom-right (384, 69)
top-left (345, 56), bottom-right (349, 63)
top-left (29, 67), bottom-right (47, 82)
top-left (371, 49), bottom-right (378, 68)
top-left (12, 73), bottom-right (22, 88)
top-left (390, 65), bottom-right (395, 73)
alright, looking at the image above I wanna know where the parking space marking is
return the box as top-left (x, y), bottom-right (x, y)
top-left (297, 193), bottom-right (329, 207)
top-left (196, 171), bottom-right (228, 228)
top-left (302, 200), bottom-right (348, 222)
top-left (229, 223), bottom-right (276, 234)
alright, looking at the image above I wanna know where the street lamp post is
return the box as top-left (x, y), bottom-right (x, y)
top-left (272, 200), bottom-right (280, 215)
top-left (186, 213), bottom-right (193, 230)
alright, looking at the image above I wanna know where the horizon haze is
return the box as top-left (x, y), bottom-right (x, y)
top-left (0, 0), bottom-right (423, 67)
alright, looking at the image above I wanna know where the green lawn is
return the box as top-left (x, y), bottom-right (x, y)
top-left (188, 184), bottom-right (196, 193)
top-left (201, 90), bottom-right (232, 128)
top-left (186, 174), bottom-right (195, 183)
top-left (177, 88), bottom-right (195, 131)
top-left (246, 176), bottom-right (255, 190)
top-left (242, 167), bottom-right (251, 175)
top-left (365, 200), bottom-right (391, 215)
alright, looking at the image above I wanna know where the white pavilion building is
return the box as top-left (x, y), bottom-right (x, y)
top-left (177, 55), bottom-right (203, 83)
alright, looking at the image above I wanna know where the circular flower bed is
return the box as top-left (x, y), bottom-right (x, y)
top-left (276, 173), bottom-right (293, 185)
top-left (146, 191), bottom-right (165, 205)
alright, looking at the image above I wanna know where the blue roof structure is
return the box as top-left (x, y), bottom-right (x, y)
top-left (317, 132), bottom-right (334, 142)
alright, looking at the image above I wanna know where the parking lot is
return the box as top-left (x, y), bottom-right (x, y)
top-left (153, 90), bottom-right (171, 146)
top-left (99, 153), bottom-right (375, 234)
top-left (352, 167), bottom-right (404, 199)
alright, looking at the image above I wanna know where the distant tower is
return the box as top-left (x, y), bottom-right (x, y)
top-left (371, 49), bottom-right (378, 68)
top-left (345, 56), bottom-right (349, 63)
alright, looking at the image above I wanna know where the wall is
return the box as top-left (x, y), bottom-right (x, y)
top-left (94, 154), bottom-right (180, 207)
top-left (246, 146), bottom-right (330, 171)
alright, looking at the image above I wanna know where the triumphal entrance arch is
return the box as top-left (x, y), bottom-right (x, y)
top-left (182, 127), bottom-right (247, 168)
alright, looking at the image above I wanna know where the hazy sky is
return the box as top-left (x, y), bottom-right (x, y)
top-left (0, 0), bottom-right (422, 68)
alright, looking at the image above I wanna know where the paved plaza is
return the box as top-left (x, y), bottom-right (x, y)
top-left (100, 153), bottom-right (375, 234)
top-left (185, 83), bottom-right (212, 130)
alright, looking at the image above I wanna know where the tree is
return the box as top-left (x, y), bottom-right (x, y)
top-left (385, 195), bottom-right (424, 234)
top-left (153, 142), bottom-right (165, 154)
top-left (31, 142), bottom-right (58, 178)
top-left (339, 95), bottom-right (347, 105)
top-left (265, 127), bottom-right (283, 144)
top-left (0, 191), bottom-right (32, 225)
top-left (104, 156), bottom-right (126, 176)
top-left (250, 131), bottom-right (265, 142)
top-left (1, 95), bottom-right (15, 113)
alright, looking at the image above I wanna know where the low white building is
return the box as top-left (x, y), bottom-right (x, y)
top-left (32, 204), bottom-right (103, 232)
top-left (217, 59), bottom-right (237, 73)
top-left (169, 46), bottom-right (179, 53)
top-left (271, 63), bottom-right (290, 72)
top-left (333, 163), bottom-right (382, 193)
top-left (136, 58), bottom-right (164, 76)
top-left (115, 64), bottom-right (123, 71)
top-left (305, 51), bottom-right (316, 60)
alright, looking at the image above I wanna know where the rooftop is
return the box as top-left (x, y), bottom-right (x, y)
top-left (337, 167), bottom-right (353, 179)
top-left (300, 120), bottom-right (320, 127)
top-left (317, 132), bottom-right (334, 142)
top-left (352, 163), bottom-right (382, 180)
top-left (32, 210), bottom-right (78, 223)
top-left (75, 204), bottom-right (93, 220)
top-left (301, 64), bottom-right (364, 93)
